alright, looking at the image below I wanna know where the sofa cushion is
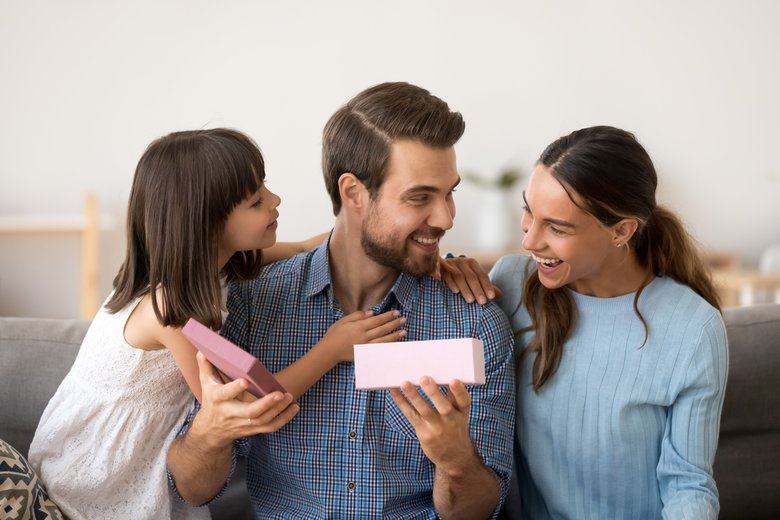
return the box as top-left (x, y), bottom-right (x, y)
top-left (0, 318), bottom-right (87, 457)
top-left (715, 304), bottom-right (780, 519)
top-left (0, 437), bottom-right (63, 520)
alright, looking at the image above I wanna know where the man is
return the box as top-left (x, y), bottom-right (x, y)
top-left (168, 82), bottom-right (515, 519)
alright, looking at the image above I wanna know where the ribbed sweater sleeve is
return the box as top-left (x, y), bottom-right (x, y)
top-left (659, 311), bottom-right (728, 519)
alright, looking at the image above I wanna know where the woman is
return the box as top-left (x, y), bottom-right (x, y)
top-left (444, 125), bottom-right (728, 519)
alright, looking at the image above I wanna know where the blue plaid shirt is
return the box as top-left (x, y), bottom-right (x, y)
top-left (176, 240), bottom-right (515, 519)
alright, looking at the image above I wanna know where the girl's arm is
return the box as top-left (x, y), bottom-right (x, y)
top-left (159, 326), bottom-right (204, 401)
top-left (123, 292), bottom-right (204, 401)
top-left (275, 310), bottom-right (406, 398)
top-left (261, 232), bottom-right (329, 265)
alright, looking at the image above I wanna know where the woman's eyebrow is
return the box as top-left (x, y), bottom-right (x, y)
top-left (522, 191), bottom-right (576, 228)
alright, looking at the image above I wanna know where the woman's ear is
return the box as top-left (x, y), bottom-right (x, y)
top-left (338, 173), bottom-right (367, 212)
top-left (613, 218), bottom-right (639, 246)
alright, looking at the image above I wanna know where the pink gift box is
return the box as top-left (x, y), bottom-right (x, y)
top-left (182, 318), bottom-right (288, 398)
top-left (353, 338), bottom-right (485, 390)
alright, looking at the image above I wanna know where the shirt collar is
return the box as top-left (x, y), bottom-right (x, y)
top-left (304, 235), bottom-right (422, 313)
top-left (306, 236), bottom-right (332, 299)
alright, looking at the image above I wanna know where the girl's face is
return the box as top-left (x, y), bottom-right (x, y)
top-left (520, 164), bottom-right (632, 297)
top-left (219, 183), bottom-right (281, 267)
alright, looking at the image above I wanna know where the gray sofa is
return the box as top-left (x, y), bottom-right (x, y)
top-left (2, 305), bottom-right (779, 518)
top-left (0, 317), bottom-right (252, 520)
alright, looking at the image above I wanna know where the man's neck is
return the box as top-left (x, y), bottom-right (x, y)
top-left (327, 223), bottom-right (399, 314)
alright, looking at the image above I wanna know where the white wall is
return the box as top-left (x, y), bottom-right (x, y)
top-left (2, 0), bottom-right (779, 318)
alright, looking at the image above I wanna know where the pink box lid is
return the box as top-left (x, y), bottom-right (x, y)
top-left (182, 318), bottom-right (287, 398)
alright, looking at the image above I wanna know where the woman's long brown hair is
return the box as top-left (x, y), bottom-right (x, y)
top-left (521, 126), bottom-right (721, 392)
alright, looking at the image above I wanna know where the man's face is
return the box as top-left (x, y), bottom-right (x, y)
top-left (360, 139), bottom-right (459, 277)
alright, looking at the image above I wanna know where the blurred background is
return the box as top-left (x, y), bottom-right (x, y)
top-left (1, 0), bottom-right (779, 318)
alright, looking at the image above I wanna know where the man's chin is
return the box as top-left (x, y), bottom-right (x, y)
top-left (404, 256), bottom-right (438, 278)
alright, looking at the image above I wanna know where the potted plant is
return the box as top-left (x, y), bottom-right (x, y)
top-left (462, 166), bottom-right (525, 251)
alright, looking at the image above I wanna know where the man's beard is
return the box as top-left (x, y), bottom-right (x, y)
top-left (360, 214), bottom-right (442, 278)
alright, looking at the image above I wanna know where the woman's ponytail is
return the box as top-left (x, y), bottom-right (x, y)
top-left (637, 205), bottom-right (721, 310)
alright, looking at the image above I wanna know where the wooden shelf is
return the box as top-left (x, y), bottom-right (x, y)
top-left (712, 268), bottom-right (780, 307)
top-left (0, 194), bottom-right (108, 319)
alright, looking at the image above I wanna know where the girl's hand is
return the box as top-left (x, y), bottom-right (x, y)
top-left (318, 310), bottom-right (406, 363)
top-left (434, 256), bottom-right (502, 304)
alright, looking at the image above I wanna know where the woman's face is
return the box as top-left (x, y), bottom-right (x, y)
top-left (219, 182), bottom-right (281, 267)
top-left (520, 164), bottom-right (629, 297)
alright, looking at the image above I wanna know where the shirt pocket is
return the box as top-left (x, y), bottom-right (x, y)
top-left (383, 390), bottom-right (418, 439)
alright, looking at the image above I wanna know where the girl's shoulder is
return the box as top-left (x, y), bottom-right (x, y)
top-left (121, 291), bottom-right (167, 351)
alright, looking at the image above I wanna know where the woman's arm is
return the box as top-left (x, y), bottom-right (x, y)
top-left (658, 313), bottom-right (729, 519)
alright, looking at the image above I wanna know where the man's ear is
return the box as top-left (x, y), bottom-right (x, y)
top-left (613, 218), bottom-right (639, 245)
top-left (338, 173), bottom-right (367, 211)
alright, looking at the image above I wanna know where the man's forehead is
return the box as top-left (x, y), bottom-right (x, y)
top-left (383, 141), bottom-right (459, 190)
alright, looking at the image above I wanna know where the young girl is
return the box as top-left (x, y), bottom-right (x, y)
top-left (28, 128), bottom-right (404, 519)
top-left (443, 126), bottom-right (728, 519)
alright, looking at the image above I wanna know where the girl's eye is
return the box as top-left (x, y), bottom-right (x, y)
top-left (251, 198), bottom-right (263, 208)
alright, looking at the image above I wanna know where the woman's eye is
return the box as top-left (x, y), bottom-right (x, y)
top-left (549, 226), bottom-right (566, 236)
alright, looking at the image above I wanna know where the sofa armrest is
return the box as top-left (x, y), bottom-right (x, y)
top-left (0, 317), bottom-right (89, 456)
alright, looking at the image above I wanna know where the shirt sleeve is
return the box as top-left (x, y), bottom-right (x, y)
top-left (468, 301), bottom-right (517, 518)
top-left (658, 312), bottom-right (729, 519)
top-left (166, 400), bottom-right (250, 505)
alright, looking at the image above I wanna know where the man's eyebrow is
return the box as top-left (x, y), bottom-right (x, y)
top-left (402, 177), bottom-right (461, 197)
top-left (522, 191), bottom-right (576, 228)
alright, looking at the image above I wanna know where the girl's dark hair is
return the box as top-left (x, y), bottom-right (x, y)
top-left (322, 81), bottom-right (465, 215)
top-left (106, 128), bottom-right (266, 330)
top-left (521, 125), bottom-right (721, 392)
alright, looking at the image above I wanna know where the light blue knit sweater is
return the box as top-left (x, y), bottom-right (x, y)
top-left (490, 254), bottom-right (728, 520)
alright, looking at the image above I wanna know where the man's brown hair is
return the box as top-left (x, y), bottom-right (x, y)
top-left (321, 82), bottom-right (465, 215)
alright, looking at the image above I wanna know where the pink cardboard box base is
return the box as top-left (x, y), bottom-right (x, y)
top-left (353, 338), bottom-right (485, 390)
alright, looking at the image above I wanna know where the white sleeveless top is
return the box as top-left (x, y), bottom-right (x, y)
top-left (28, 296), bottom-right (210, 520)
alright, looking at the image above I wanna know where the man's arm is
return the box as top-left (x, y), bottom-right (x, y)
top-left (389, 378), bottom-right (501, 519)
top-left (167, 352), bottom-right (298, 505)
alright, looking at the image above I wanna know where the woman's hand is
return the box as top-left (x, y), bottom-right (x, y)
top-left (433, 256), bottom-right (502, 304)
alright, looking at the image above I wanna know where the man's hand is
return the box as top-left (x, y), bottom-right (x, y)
top-left (168, 352), bottom-right (299, 506)
top-left (388, 377), bottom-right (499, 519)
top-left (388, 377), bottom-right (476, 474)
top-left (193, 351), bottom-right (299, 448)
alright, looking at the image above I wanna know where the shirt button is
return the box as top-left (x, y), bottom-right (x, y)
top-left (348, 430), bottom-right (357, 439)
top-left (347, 481), bottom-right (356, 491)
